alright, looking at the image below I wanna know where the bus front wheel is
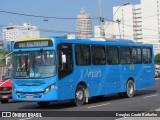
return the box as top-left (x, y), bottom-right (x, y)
top-left (74, 85), bottom-right (86, 106)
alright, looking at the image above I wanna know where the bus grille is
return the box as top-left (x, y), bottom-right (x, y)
top-left (0, 87), bottom-right (12, 91)
top-left (18, 94), bottom-right (42, 99)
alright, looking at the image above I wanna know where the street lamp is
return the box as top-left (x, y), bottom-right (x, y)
top-left (112, 3), bottom-right (129, 19)
top-left (43, 19), bottom-right (49, 37)
top-left (5, 52), bottom-right (12, 66)
top-left (104, 3), bottom-right (129, 38)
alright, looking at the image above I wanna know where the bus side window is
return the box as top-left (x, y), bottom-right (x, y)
top-left (92, 46), bottom-right (106, 65)
top-left (75, 45), bottom-right (91, 66)
top-left (120, 47), bottom-right (131, 64)
top-left (107, 47), bottom-right (119, 64)
top-left (131, 48), bottom-right (142, 64)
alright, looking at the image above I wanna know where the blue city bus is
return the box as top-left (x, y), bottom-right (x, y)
top-left (11, 37), bottom-right (155, 106)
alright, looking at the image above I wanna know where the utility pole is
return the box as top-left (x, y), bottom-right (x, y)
top-left (99, 0), bottom-right (105, 38)
top-left (116, 19), bottom-right (121, 39)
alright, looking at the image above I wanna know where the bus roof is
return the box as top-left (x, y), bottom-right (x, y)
top-left (52, 37), bottom-right (153, 47)
top-left (13, 37), bottom-right (153, 48)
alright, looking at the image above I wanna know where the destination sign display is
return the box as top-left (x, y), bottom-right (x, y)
top-left (14, 39), bottom-right (53, 49)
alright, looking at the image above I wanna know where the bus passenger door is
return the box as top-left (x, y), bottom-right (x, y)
top-left (57, 43), bottom-right (73, 100)
top-left (106, 47), bottom-right (121, 94)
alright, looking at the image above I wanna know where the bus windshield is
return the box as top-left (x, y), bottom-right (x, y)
top-left (13, 50), bottom-right (56, 78)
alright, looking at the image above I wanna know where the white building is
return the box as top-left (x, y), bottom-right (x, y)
top-left (94, 22), bottom-right (114, 38)
top-left (67, 34), bottom-right (76, 39)
top-left (141, 0), bottom-right (160, 55)
top-left (94, 0), bottom-right (160, 55)
top-left (3, 23), bottom-right (40, 41)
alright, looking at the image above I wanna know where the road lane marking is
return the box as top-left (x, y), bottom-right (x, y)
top-left (87, 103), bottom-right (110, 109)
top-left (18, 117), bottom-right (34, 120)
top-left (143, 94), bottom-right (159, 98)
top-left (115, 117), bottom-right (127, 120)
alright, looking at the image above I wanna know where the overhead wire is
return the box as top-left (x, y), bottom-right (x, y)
top-left (0, 10), bottom-right (99, 20)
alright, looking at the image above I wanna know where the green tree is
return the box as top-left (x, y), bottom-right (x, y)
top-left (0, 50), bottom-right (9, 66)
top-left (155, 53), bottom-right (160, 64)
top-left (62, 35), bottom-right (67, 39)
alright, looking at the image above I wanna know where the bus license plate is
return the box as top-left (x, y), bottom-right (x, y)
top-left (26, 95), bottom-right (33, 99)
top-left (2, 95), bottom-right (8, 99)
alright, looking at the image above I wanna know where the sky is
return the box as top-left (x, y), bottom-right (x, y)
top-left (0, 0), bottom-right (140, 39)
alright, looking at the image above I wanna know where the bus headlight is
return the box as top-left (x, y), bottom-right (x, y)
top-left (44, 83), bottom-right (56, 94)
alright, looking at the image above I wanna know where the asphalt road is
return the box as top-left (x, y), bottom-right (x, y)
top-left (0, 78), bottom-right (160, 120)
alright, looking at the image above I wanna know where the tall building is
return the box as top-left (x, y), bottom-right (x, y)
top-left (76, 8), bottom-right (92, 38)
top-left (2, 23), bottom-right (40, 41)
top-left (94, 0), bottom-right (160, 55)
top-left (141, 0), bottom-right (160, 54)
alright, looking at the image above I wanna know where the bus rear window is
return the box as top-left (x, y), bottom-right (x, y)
top-left (142, 48), bottom-right (152, 64)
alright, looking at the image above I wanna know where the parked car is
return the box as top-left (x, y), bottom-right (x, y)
top-left (0, 69), bottom-right (12, 103)
top-left (155, 68), bottom-right (160, 78)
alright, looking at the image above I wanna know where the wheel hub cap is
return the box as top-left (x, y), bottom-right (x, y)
top-left (76, 90), bottom-right (83, 100)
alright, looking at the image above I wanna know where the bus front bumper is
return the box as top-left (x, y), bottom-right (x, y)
top-left (12, 90), bottom-right (58, 102)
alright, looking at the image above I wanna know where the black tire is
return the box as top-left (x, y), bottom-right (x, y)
top-left (119, 80), bottom-right (135, 98)
top-left (74, 85), bottom-right (86, 106)
top-left (126, 80), bottom-right (136, 98)
top-left (1, 100), bottom-right (9, 103)
top-left (37, 101), bottom-right (49, 107)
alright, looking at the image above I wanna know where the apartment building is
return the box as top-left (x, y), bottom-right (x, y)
top-left (3, 23), bottom-right (40, 41)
